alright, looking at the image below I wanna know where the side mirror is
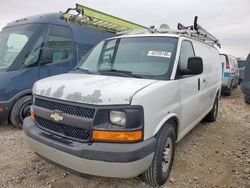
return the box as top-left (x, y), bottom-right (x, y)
top-left (182, 57), bottom-right (203, 75)
top-left (40, 47), bottom-right (53, 65)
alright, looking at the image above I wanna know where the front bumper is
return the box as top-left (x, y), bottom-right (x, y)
top-left (23, 117), bottom-right (156, 178)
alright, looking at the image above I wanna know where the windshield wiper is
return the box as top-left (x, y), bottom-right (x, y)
top-left (72, 68), bottom-right (94, 74)
top-left (98, 69), bottom-right (142, 78)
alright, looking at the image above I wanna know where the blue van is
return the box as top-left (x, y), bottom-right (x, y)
top-left (0, 13), bottom-right (113, 127)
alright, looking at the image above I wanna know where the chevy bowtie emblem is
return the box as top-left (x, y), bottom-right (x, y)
top-left (50, 112), bottom-right (64, 122)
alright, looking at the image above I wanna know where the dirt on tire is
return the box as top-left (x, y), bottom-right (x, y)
top-left (0, 87), bottom-right (249, 188)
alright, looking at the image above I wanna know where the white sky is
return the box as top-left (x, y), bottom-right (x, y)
top-left (0, 0), bottom-right (249, 58)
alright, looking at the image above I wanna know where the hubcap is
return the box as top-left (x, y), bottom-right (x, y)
top-left (162, 137), bottom-right (173, 173)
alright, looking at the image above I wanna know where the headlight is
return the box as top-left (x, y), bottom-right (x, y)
top-left (109, 110), bottom-right (127, 126)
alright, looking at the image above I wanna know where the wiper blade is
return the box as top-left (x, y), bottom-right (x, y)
top-left (72, 68), bottom-right (93, 74)
top-left (98, 69), bottom-right (142, 78)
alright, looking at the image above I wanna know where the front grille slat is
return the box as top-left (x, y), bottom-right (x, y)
top-left (35, 98), bottom-right (95, 119)
top-left (34, 97), bottom-right (95, 142)
top-left (35, 116), bottom-right (91, 142)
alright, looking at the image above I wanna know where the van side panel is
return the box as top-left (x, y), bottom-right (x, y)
top-left (192, 40), bottom-right (222, 106)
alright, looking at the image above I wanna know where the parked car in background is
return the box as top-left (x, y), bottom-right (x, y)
top-left (241, 53), bottom-right (250, 104)
top-left (238, 59), bottom-right (246, 84)
top-left (220, 54), bottom-right (239, 95)
top-left (0, 13), bottom-right (113, 127)
top-left (23, 18), bottom-right (222, 186)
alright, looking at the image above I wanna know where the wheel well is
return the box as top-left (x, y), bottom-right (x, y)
top-left (157, 117), bottom-right (179, 141)
top-left (216, 89), bottom-right (221, 100)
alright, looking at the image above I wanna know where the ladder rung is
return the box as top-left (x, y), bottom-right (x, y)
top-left (60, 4), bottom-right (147, 34)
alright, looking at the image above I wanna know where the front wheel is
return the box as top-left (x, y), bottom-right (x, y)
top-left (143, 124), bottom-right (176, 187)
top-left (10, 95), bottom-right (32, 128)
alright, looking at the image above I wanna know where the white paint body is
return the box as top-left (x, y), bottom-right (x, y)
top-left (33, 34), bottom-right (222, 142)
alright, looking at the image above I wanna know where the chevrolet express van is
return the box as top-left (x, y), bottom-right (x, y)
top-left (0, 13), bottom-right (113, 127)
top-left (23, 27), bottom-right (222, 186)
top-left (220, 54), bottom-right (239, 95)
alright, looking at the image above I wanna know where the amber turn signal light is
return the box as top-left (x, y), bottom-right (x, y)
top-left (92, 130), bottom-right (142, 142)
top-left (30, 111), bottom-right (35, 121)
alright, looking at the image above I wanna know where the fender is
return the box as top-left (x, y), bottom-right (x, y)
top-left (153, 112), bottom-right (180, 139)
top-left (2, 89), bottom-right (32, 105)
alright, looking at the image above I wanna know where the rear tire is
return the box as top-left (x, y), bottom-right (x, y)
top-left (226, 85), bottom-right (232, 96)
top-left (10, 95), bottom-right (32, 128)
top-left (142, 123), bottom-right (176, 187)
top-left (204, 95), bottom-right (219, 122)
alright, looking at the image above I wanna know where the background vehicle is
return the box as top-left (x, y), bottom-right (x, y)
top-left (23, 15), bottom-right (222, 186)
top-left (220, 54), bottom-right (239, 96)
top-left (241, 53), bottom-right (250, 104)
top-left (238, 59), bottom-right (246, 84)
top-left (0, 13), bottom-right (115, 127)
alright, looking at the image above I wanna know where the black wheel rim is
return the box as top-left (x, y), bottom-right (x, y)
top-left (19, 102), bottom-right (32, 122)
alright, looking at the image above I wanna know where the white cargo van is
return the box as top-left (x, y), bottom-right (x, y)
top-left (23, 18), bottom-right (222, 186)
top-left (220, 53), bottom-right (239, 95)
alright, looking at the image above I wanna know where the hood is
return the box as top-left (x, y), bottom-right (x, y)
top-left (33, 73), bottom-right (157, 105)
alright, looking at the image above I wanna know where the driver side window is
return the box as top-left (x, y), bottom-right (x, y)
top-left (24, 36), bottom-right (44, 66)
top-left (176, 40), bottom-right (195, 78)
top-left (179, 40), bottom-right (195, 69)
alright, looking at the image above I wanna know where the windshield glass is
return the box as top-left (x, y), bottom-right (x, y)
top-left (76, 37), bottom-right (177, 79)
top-left (0, 24), bottom-right (40, 69)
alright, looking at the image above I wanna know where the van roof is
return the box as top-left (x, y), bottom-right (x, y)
top-left (4, 13), bottom-right (70, 28)
top-left (107, 33), bottom-right (180, 40)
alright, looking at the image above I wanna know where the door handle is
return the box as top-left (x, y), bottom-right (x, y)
top-left (198, 78), bottom-right (200, 91)
top-left (203, 78), bottom-right (207, 83)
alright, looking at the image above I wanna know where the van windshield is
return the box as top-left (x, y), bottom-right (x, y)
top-left (0, 24), bottom-right (40, 70)
top-left (76, 37), bottom-right (177, 79)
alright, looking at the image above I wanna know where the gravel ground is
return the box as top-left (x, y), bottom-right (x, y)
top-left (0, 87), bottom-right (249, 188)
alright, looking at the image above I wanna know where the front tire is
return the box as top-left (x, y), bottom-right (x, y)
top-left (143, 123), bottom-right (176, 187)
top-left (10, 95), bottom-right (32, 128)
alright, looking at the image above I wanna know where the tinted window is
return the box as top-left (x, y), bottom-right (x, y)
top-left (24, 35), bottom-right (44, 66)
top-left (179, 40), bottom-right (195, 69)
top-left (46, 25), bottom-right (72, 62)
top-left (0, 24), bottom-right (40, 69)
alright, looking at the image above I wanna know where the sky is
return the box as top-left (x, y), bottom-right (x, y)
top-left (0, 0), bottom-right (249, 59)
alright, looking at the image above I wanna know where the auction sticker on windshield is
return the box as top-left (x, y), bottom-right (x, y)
top-left (148, 51), bottom-right (171, 58)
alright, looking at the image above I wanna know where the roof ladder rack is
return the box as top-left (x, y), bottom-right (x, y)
top-left (60, 4), bottom-right (147, 34)
top-left (176, 16), bottom-right (221, 48)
